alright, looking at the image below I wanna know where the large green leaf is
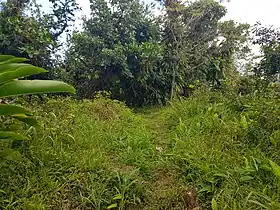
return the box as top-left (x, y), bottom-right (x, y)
top-left (0, 55), bottom-right (76, 141)
top-left (12, 114), bottom-right (38, 126)
top-left (0, 104), bottom-right (31, 116)
top-left (0, 63), bottom-right (31, 73)
top-left (0, 55), bottom-right (14, 62)
top-left (0, 57), bottom-right (28, 65)
top-left (0, 80), bottom-right (76, 98)
top-left (0, 66), bottom-right (46, 84)
top-left (0, 131), bottom-right (28, 141)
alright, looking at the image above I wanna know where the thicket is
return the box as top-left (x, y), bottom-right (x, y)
top-left (2, 0), bottom-right (279, 106)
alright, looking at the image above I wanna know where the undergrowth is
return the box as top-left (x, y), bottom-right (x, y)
top-left (1, 89), bottom-right (279, 209)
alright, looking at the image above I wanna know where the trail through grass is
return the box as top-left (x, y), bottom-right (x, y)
top-left (138, 108), bottom-right (188, 209)
top-left (1, 91), bottom-right (280, 209)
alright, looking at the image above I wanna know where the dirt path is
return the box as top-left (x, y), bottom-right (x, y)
top-left (139, 108), bottom-right (171, 148)
top-left (136, 109), bottom-right (196, 210)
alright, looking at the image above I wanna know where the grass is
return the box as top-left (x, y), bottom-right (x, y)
top-left (1, 89), bottom-right (280, 209)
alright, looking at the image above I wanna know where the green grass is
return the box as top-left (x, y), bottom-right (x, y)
top-left (1, 90), bottom-right (280, 209)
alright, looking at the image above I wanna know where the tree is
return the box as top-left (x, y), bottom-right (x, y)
top-left (47, 0), bottom-right (80, 40)
top-left (0, 0), bottom-right (78, 78)
top-left (0, 0), bottom-right (53, 65)
top-left (65, 0), bottom-right (250, 106)
top-left (66, 0), bottom-right (166, 106)
top-left (180, 0), bottom-right (228, 87)
top-left (202, 20), bottom-right (250, 86)
top-left (253, 23), bottom-right (280, 81)
top-left (159, 0), bottom-right (250, 97)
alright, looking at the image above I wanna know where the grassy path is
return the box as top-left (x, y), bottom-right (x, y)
top-left (2, 97), bottom-right (279, 210)
top-left (140, 108), bottom-right (170, 147)
top-left (137, 108), bottom-right (194, 210)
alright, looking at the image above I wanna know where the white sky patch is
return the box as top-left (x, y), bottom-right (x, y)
top-left (222, 0), bottom-right (280, 27)
top-left (24, 0), bottom-right (280, 29)
top-left (36, 0), bottom-right (280, 29)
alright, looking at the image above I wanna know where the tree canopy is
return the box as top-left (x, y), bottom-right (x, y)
top-left (0, 0), bottom-right (78, 78)
top-left (0, 0), bottom-right (278, 106)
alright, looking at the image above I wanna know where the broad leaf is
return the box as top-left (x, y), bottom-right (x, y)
top-left (0, 57), bottom-right (28, 65)
top-left (0, 66), bottom-right (46, 84)
top-left (12, 114), bottom-right (38, 126)
top-left (0, 131), bottom-right (28, 140)
top-left (0, 55), bottom-right (76, 141)
top-left (0, 80), bottom-right (76, 98)
top-left (0, 63), bottom-right (31, 73)
top-left (0, 55), bottom-right (14, 62)
top-left (112, 194), bottom-right (122, 200)
top-left (240, 176), bottom-right (254, 182)
top-left (0, 104), bottom-right (31, 116)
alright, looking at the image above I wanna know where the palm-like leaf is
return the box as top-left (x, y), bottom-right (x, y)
top-left (0, 65), bottom-right (46, 84)
top-left (0, 55), bottom-right (76, 140)
top-left (0, 104), bottom-right (31, 116)
top-left (0, 80), bottom-right (76, 98)
top-left (0, 131), bottom-right (28, 141)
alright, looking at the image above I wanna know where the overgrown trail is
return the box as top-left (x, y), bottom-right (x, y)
top-left (2, 95), bottom-right (280, 210)
top-left (137, 108), bottom-right (193, 210)
top-left (139, 108), bottom-right (170, 148)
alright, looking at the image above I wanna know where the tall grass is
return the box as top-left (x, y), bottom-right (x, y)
top-left (161, 89), bottom-right (280, 209)
top-left (1, 89), bottom-right (279, 209)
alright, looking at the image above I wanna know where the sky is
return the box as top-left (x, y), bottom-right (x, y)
top-left (221, 0), bottom-right (280, 27)
top-left (37, 0), bottom-right (280, 30)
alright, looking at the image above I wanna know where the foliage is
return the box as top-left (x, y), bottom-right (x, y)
top-left (1, 86), bottom-right (279, 209)
top-left (66, 0), bottom-right (250, 106)
top-left (160, 0), bottom-right (250, 98)
top-left (1, 97), bottom-right (153, 209)
top-left (0, 0), bottom-right (78, 78)
top-left (66, 0), bottom-right (167, 106)
top-left (47, 0), bottom-right (80, 40)
top-left (1, 1), bottom-right (280, 209)
top-left (253, 23), bottom-right (280, 81)
top-left (0, 55), bottom-right (75, 141)
top-left (159, 87), bottom-right (280, 209)
top-left (0, 1), bottom-right (53, 67)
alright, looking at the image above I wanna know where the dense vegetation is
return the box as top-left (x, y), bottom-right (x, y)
top-left (0, 0), bottom-right (280, 209)
top-left (1, 87), bottom-right (279, 209)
